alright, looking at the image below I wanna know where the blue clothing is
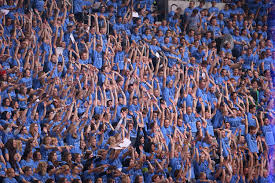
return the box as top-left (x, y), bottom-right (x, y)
top-left (92, 50), bottom-right (103, 69)
top-left (246, 133), bottom-right (259, 153)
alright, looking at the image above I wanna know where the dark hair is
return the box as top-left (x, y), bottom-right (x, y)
top-left (1, 111), bottom-right (10, 120)
top-left (33, 150), bottom-right (41, 161)
top-left (58, 178), bottom-right (67, 183)
top-left (2, 97), bottom-right (10, 106)
top-left (122, 158), bottom-right (131, 167)
top-left (192, 9), bottom-right (198, 15)
top-left (23, 166), bottom-right (32, 173)
top-left (22, 147), bottom-right (33, 161)
top-left (72, 179), bottom-right (82, 183)
top-left (45, 179), bottom-right (55, 183)
top-left (48, 151), bottom-right (59, 167)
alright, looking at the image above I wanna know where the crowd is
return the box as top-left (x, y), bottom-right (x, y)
top-left (0, 0), bottom-right (274, 182)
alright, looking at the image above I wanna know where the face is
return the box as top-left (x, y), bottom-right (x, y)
top-left (153, 176), bottom-right (160, 182)
top-left (221, 130), bottom-right (226, 138)
top-left (26, 168), bottom-right (33, 176)
top-left (200, 81), bottom-right (206, 88)
top-left (22, 127), bottom-right (28, 134)
top-left (133, 98), bottom-right (138, 105)
top-left (128, 123), bottom-right (133, 130)
top-left (72, 166), bottom-right (79, 174)
top-left (137, 176), bottom-right (143, 183)
top-left (187, 107), bottom-right (192, 114)
top-left (5, 98), bottom-right (10, 106)
top-left (205, 112), bottom-right (211, 119)
top-left (200, 153), bottom-right (206, 162)
top-left (96, 45), bottom-right (102, 52)
top-left (35, 152), bottom-right (42, 160)
top-left (7, 169), bottom-right (15, 177)
top-left (45, 137), bottom-right (51, 144)
top-left (225, 122), bottom-right (230, 129)
top-left (264, 118), bottom-right (269, 125)
top-left (164, 120), bottom-right (170, 127)
top-left (91, 137), bottom-right (96, 146)
top-left (63, 165), bottom-right (70, 174)
top-left (190, 1), bottom-right (194, 8)
top-left (177, 119), bottom-right (183, 127)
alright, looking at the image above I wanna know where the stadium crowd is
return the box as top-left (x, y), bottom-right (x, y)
top-left (0, 0), bottom-right (274, 182)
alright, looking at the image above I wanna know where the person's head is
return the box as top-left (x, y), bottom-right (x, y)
top-left (62, 165), bottom-right (71, 174)
top-left (43, 136), bottom-right (52, 145)
top-left (29, 123), bottom-right (39, 135)
top-left (263, 169), bottom-right (269, 177)
top-left (249, 126), bottom-right (257, 135)
top-left (48, 151), bottom-right (57, 162)
top-left (96, 44), bottom-right (102, 53)
top-left (200, 152), bottom-right (206, 162)
top-left (150, 143), bottom-right (156, 152)
top-left (62, 151), bottom-right (72, 162)
top-left (133, 26), bottom-right (139, 34)
top-left (263, 117), bottom-right (270, 125)
top-left (117, 16), bottom-right (122, 23)
top-left (177, 118), bottom-right (183, 127)
top-left (6, 168), bottom-right (15, 178)
top-left (164, 118), bottom-right (170, 128)
top-left (33, 151), bottom-right (42, 161)
top-left (192, 9), bottom-right (198, 16)
top-left (1, 111), bottom-right (11, 120)
top-left (121, 174), bottom-right (130, 183)
top-left (189, 1), bottom-right (195, 8)
top-left (58, 178), bottom-right (70, 183)
top-left (190, 57), bottom-right (195, 64)
top-left (211, 18), bottom-right (217, 25)
top-left (2, 97), bottom-right (11, 107)
top-left (218, 13), bottom-right (224, 20)
top-left (211, 0), bottom-right (216, 7)
top-left (128, 121), bottom-right (134, 130)
top-left (135, 18), bottom-right (142, 25)
top-left (20, 126), bottom-right (29, 135)
top-left (132, 96), bottom-right (138, 105)
top-left (199, 79), bottom-right (206, 89)
top-left (187, 106), bottom-right (192, 114)
top-left (23, 166), bottom-right (33, 176)
top-left (225, 122), bottom-right (230, 129)
top-left (249, 104), bottom-right (256, 113)
top-left (266, 48), bottom-right (271, 57)
top-left (134, 175), bottom-right (143, 183)
top-left (234, 29), bottom-right (240, 36)
top-left (151, 175), bottom-right (160, 182)
top-left (189, 29), bottom-right (195, 36)
top-left (23, 148), bottom-right (33, 160)
top-left (199, 172), bottom-right (207, 180)
top-left (72, 164), bottom-right (80, 175)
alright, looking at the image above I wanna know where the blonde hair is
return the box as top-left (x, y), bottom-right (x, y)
top-left (29, 123), bottom-right (39, 138)
top-left (36, 162), bottom-right (48, 175)
top-left (15, 140), bottom-right (22, 152)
